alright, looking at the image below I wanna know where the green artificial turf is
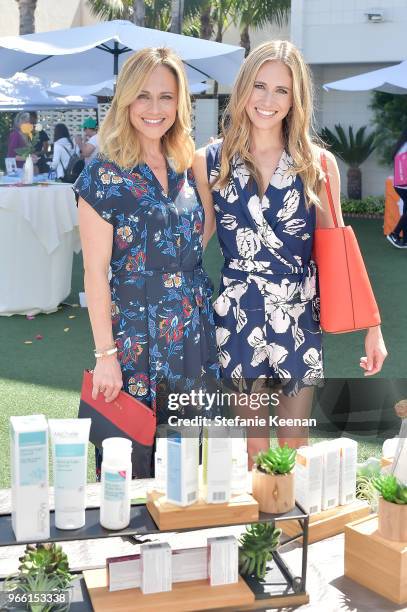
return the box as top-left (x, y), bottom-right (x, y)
top-left (0, 218), bottom-right (404, 487)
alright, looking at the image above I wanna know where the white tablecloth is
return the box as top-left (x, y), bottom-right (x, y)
top-left (0, 183), bottom-right (81, 316)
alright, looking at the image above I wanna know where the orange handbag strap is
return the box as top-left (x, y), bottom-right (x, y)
top-left (320, 152), bottom-right (339, 228)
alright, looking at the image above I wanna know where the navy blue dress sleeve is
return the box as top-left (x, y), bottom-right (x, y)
top-left (206, 142), bottom-right (222, 182)
top-left (73, 158), bottom-right (118, 226)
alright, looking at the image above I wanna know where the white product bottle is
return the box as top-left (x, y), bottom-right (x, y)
top-left (100, 438), bottom-right (132, 530)
top-left (23, 155), bottom-right (34, 184)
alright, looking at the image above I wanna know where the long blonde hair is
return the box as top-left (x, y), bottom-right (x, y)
top-left (215, 40), bottom-right (323, 206)
top-left (99, 47), bottom-right (194, 172)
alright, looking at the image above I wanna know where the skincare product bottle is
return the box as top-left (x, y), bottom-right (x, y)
top-left (48, 418), bottom-right (91, 530)
top-left (166, 426), bottom-right (199, 507)
top-left (10, 414), bottom-right (50, 541)
top-left (100, 437), bottom-right (132, 530)
top-left (23, 154), bottom-right (33, 184)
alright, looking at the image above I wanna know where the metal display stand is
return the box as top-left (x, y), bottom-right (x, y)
top-left (0, 501), bottom-right (309, 611)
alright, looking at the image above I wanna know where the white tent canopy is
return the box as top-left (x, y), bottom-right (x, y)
top-left (0, 72), bottom-right (97, 110)
top-left (323, 60), bottom-right (407, 94)
top-left (0, 20), bottom-right (244, 86)
top-left (48, 79), bottom-right (207, 98)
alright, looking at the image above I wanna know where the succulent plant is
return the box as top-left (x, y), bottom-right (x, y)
top-left (239, 522), bottom-right (282, 579)
top-left (255, 444), bottom-right (296, 475)
top-left (373, 474), bottom-right (407, 504)
top-left (4, 543), bottom-right (73, 612)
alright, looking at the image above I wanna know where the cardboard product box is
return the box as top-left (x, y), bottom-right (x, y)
top-left (10, 414), bottom-right (50, 541)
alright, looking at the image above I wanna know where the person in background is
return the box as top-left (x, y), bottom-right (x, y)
top-left (7, 111), bottom-right (34, 168)
top-left (48, 123), bottom-right (75, 180)
top-left (29, 112), bottom-right (50, 174)
top-left (75, 117), bottom-right (99, 165)
top-left (387, 128), bottom-right (407, 249)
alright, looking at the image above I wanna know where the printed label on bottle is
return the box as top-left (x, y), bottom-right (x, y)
top-left (19, 431), bottom-right (47, 486)
top-left (104, 471), bottom-right (126, 501)
top-left (54, 443), bottom-right (86, 491)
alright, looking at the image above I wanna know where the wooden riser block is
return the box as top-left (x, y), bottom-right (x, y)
top-left (146, 491), bottom-right (259, 530)
top-left (279, 500), bottom-right (371, 543)
top-left (226, 593), bottom-right (310, 611)
top-left (345, 514), bottom-right (407, 605)
top-left (83, 568), bottom-right (255, 612)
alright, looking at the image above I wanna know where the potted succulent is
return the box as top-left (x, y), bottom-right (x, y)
top-left (239, 522), bottom-right (282, 580)
top-left (4, 543), bottom-right (73, 612)
top-left (252, 444), bottom-right (296, 513)
top-left (373, 474), bottom-right (407, 542)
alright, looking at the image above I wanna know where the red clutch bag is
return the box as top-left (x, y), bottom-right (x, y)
top-left (78, 370), bottom-right (156, 448)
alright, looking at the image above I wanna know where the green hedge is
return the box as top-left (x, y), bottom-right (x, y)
top-left (341, 196), bottom-right (384, 215)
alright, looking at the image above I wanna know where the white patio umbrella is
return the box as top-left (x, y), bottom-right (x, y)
top-left (48, 78), bottom-right (207, 98)
top-left (0, 20), bottom-right (244, 86)
top-left (323, 60), bottom-right (407, 94)
top-left (0, 72), bottom-right (97, 110)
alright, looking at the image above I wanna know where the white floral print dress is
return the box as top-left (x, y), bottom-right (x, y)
top-left (206, 143), bottom-right (323, 394)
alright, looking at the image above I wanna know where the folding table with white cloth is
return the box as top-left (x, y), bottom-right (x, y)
top-left (0, 182), bottom-right (80, 316)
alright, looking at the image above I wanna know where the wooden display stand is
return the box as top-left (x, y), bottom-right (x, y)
top-left (146, 490), bottom-right (259, 530)
top-left (345, 514), bottom-right (407, 605)
top-left (83, 568), bottom-right (255, 612)
top-left (279, 500), bottom-right (370, 544)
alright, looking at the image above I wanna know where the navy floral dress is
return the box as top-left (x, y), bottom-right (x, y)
top-left (74, 156), bottom-right (219, 474)
top-left (207, 142), bottom-right (323, 395)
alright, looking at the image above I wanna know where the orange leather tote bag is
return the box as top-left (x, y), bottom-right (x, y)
top-left (313, 153), bottom-right (381, 333)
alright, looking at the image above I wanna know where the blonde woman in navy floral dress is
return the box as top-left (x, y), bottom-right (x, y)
top-left (75, 48), bottom-right (219, 478)
top-left (193, 40), bottom-right (387, 462)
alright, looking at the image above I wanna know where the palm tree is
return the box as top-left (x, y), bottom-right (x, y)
top-left (170, 0), bottom-right (184, 33)
top-left (320, 124), bottom-right (377, 200)
top-left (237, 0), bottom-right (290, 56)
top-left (133, 0), bottom-right (145, 26)
top-left (15, 0), bottom-right (37, 34)
top-left (87, 0), bottom-right (133, 20)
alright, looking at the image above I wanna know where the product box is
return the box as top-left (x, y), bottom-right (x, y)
top-left (207, 536), bottom-right (238, 586)
top-left (154, 433), bottom-right (167, 494)
top-left (166, 426), bottom-right (199, 507)
top-left (337, 438), bottom-right (358, 505)
top-left (107, 554), bottom-right (141, 592)
top-left (294, 445), bottom-right (323, 514)
top-left (202, 425), bottom-right (232, 503)
top-left (140, 542), bottom-right (172, 594)
top-left (314, 441), bottom-right (340, 510)
top-left (392, 436), bottom-right (407, 484)
top-left (10, 414), bottom-right (50, 541)
top-left (231, 428), bottom-right (248, 495)
top-left (172, 546), bottom-right (208, 582)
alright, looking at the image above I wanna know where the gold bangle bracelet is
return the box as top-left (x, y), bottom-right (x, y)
top-left (94, 346), bottom-right (118, 359)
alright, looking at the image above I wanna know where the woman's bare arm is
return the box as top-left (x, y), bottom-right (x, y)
top-left (78, 197), bottom-right (123, 401)
top-left (316, 149), bottom-right (345, 228)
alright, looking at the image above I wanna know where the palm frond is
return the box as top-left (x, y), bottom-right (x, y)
top-left (320, 124), bottom-right (376, 167)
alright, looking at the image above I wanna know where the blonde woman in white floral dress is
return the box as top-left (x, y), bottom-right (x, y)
top-left (193, 40), bottom-right (387, 461)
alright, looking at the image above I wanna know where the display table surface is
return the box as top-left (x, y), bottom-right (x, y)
top-left (0, 182), bottom-right (81, 316)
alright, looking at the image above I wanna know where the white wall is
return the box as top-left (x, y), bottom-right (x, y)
top-left (0, 0), bottom-right (98, 36)
top-left (291, 0), bottom-right (407, 63)
top-left (312, 63), bottom-right (392, 197)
